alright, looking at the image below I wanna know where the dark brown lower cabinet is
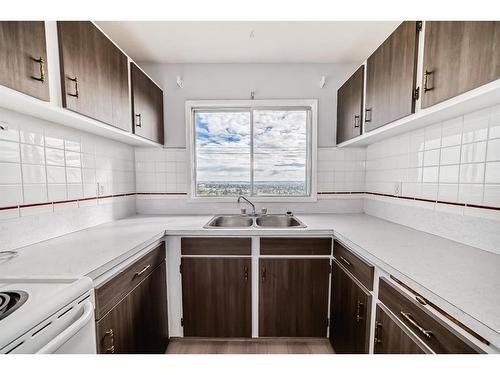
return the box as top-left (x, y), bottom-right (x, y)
top-left (330, 260), bottom-right (371, 353)
top-left (181, 257), bottom-right (251, 337)
top-left (259, 258), bottom-right (330, 337)
top-left (374, 304), bottom-right (427, 354)
top-left (96, 261), bottom-right (169, 354)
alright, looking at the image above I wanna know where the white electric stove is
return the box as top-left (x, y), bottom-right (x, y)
top-left (0, 277), bottom-right (96, 354)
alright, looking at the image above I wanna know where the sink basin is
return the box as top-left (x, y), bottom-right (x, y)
top-left (204, 214), bottom-right (306, 228)
top-left (204, 215), bottom-right (253, 228)
top-left (255, 214), bottom-right (306, 228)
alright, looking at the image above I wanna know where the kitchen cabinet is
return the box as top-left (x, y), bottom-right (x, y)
top-left (0, 21), bottom-right (49, 101)
top-left (421, 21), bottom-right (500, 108)
top-left (131, 62), bottom-right (164, 144)
top-left (259, 258), bottom-right (330, 337)
top-left (181, 257), bottom-right (252, 337)
top-left (374, 304), bottom-right (427, 354)
top-left (378, 278), bottom-right (481, 353)
top-left (333, 241), bottom-right (374, 291)
top-left (57, 21), bottom-right (131, 131)
top-left (336, 65), bottom-right (364, 144)
top-left (365, 21), bottom-right (420, 131)
top-left (96, 261), bottom-right (169, 354)
top-left (329, 260), bottom-right (371, 353)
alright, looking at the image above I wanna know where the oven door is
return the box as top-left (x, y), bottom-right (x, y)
top-left (37, 300), bottom-right (96, 354)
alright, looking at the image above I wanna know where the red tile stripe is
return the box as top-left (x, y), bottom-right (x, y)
top-left (1, 191), bottom-right (498, 212)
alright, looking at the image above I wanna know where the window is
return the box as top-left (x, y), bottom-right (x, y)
top-left (188, 100), bottom-right (317, 200)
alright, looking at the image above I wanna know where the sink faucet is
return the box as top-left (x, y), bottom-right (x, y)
top-left (237, 195), bottom-right (256, 216)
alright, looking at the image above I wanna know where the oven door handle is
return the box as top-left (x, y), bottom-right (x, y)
top-left (36, 301), bottom-right (94, 354)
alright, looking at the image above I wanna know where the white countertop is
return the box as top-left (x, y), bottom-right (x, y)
top-left (1, 213), bottom-right (500, 346)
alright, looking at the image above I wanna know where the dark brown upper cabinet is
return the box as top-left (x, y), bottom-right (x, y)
top-left (259, 258), bottom-right (330, 337)
top-left (0, 21), bottom-right (49, 101)
top-left (130, 62), bottom-right (164, 144)
top-left (57, 21), bottom-right (130, 132)
top-left (336, 65), bottom-right (364, 144)
top-left (181, 257), bottom-right (251, 338)
top-left (365, 21), bottom-right (420, 131)
top-left (374, 304), bottom-right (427, 354)
top-left (421, 21), bottom-right (500, 108)
top-left (330, 260), bottom-right (371, 353)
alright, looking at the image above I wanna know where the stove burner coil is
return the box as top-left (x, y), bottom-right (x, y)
top-left (0, 291), bottom-right (28, 320)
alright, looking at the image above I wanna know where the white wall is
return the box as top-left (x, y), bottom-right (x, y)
top-left (0, 108), bottom-right (136, 250)
top-left (140, 63), bottom-right (358, 148)
top-left (364, 104), bottom-right (500, 254)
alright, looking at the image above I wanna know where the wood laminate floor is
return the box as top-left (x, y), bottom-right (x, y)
top-left (166, 338), bottom-right (335, 354)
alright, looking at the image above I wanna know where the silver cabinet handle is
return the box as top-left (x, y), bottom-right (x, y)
top-left (339, 255), bottom-right (352, 267)
top-left (353, 114), bottom-right (360, 128)
top-left (356, 300), bottom-right (364, 322)
top-left (400, 311), bottom-right (432, 339)
top-left (67, 76), bottom-right (79, 98)
top-left (134, 264), bottom-right (151, 277)
top-left (135, 113), bottom-right (142, 127)
top-left (31, 56), bottom-right (45, 82)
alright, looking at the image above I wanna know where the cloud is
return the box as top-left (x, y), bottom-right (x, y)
top-left (195, 109), bottom-right (308, 183)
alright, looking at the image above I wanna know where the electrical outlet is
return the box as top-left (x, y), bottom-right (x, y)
top-left (97, 183), bottom-right (105, 196)
top-left (394, 182), bottom-right (402, 196)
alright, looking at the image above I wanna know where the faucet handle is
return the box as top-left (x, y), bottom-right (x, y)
top-left (261, 208), bottom-right (268, 215)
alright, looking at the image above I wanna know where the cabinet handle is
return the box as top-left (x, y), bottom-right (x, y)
top-left (365, 108), bottom-right (372, 122)
top-left (356, 300), bottom-right (364, 322)
top-left (423, 70), bottom-right (434, 92)
top-left (134, 264), bottom-right (151, 278)
top-left (67, 76), bottom-right (79, 98)
top-left (104, 329), bottom-right (115, 353)
top-left (353, 114), bottom-right (360, 128)
top-left (135, 113), bottom-right (142, 127)
top-left (261, 267), bottom-right (266, 282)
top-left (400, 311), bottom-right (433, 339)
top-left (339, 255), bottom-right (352, 267)
top-left (31, 56), bottom-right (45, 83)
top-left (244, 266), bottom-right (249, 281)
top-left (374, 321), bottom-right (382, 344)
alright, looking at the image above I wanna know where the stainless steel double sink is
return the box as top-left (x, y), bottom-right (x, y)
top-left (204, 214), bottom-right (307, 229)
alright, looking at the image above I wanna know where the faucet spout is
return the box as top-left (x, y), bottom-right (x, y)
top-left (237, 195), bottom-right (256, 216)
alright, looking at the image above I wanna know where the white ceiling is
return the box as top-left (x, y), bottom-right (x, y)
top-left (95, 21), bottom-right (401, 64)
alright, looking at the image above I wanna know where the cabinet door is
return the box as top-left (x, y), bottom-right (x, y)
top-left (259, 258), bottom-right (330, 337)
top-left (330, 261), bottom-right (371, 353)
top-left (336, 65), bottom-right (364, 144)
top-left (131, 63), bottom-right (164, 144)
top-left (374, 304), bottom-right (426, 354)
top-left (0, 21), bottom-right (49, 100)
top-left (181, 257), bottom-right (251, 337)
top-left (421, 21), bottom-right (500, 108)
top-left (57, 21), bottom-right (130, 131)
top-left (96, 262), bottom-right (168, 354)
top-left (365, 21), bottom-right (419, 131)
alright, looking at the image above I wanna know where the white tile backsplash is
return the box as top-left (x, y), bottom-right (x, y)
top-left (0, 108), bottom-right (135, 220)
top-left (366, 105), bottom-right (500, 214)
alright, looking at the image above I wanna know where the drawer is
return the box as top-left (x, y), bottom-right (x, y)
top-left (95, 242), bottom-right (165, 319)
top-left (260, 237), bottom-right (332, 255)
top-left (333, 241), bottom-right (374, 290)
top-left (181, 237), bottom-right (251, 255)
top-left (378, 278), bottom-right (481, 353)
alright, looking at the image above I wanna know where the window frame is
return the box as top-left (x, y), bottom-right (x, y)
top-left (185, 99), bottom-right (318, 202)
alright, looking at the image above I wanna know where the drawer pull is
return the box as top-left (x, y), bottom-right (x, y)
top-left (244, 266), bottom-right (249, 281)
top-left (134, 264), bottom-right (151, 277)
top-left (104, 329), bottom-right (114, 353)
top-left (339, 256), bottom-right (352, 267)
top-left (415, 295), bottom-right (427, 305)
top-left (374, 321), bottom-right (382, 344)
top-left (400, 311), bottom-right (433, 339)
top-left (356, 300), bottom-right (364, 322)
top-left (67, 76), bottom-right (79, 98)
top-left (31, 56), bottom-right (45, 82)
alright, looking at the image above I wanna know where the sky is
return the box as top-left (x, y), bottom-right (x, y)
top-left (195, 110), bottom-right (307, 183)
